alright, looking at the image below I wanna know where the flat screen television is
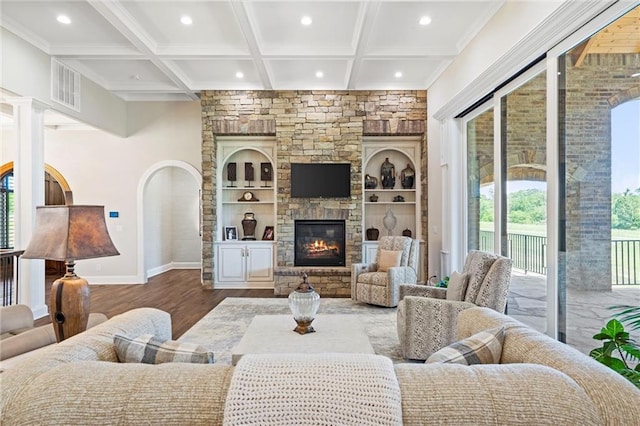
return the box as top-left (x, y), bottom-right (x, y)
top-left (291, 163), bottom-right (351, 198)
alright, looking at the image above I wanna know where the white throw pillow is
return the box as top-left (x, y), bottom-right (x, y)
top-left (378, 250), bottom-right (403, 272)
top-left (446, 271), bottom-right (469, 301)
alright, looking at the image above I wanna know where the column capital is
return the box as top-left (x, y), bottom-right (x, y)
top-left (5, 97), bottom-right (50, 112)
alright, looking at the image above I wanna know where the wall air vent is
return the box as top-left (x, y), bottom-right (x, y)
top-left (51, 58), bottom-right (80, 111)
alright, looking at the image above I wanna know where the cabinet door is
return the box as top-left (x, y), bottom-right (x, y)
top-left (246, 245), bottom-right (274, 281)
top-left (362, 242), bottom-right (379, 264)
top-left (217, 245), bottom-right (246, 282)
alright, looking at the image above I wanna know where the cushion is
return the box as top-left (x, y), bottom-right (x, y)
top-left (425, 326), bottom-right (504, 365)
top-left (357, 272), bottom-right (390, 287)
top-left (114, 334), bottom-right (214, 364)
top-left (446, 271), bottom-right (469, 301)
top-left (378, 250), bottom-right (403, 272)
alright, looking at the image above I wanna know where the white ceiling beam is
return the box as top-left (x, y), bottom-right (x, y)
top-left (347, 0), bottom-right (381, 90)
top-left (86, 0), bottom-right (199, 100)
top-left (230, 1), bottom-right (272, 90)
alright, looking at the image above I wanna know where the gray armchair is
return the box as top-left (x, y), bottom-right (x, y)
top-left (351, 236), bottom-right (419, 307)
top-left (397, 250), bottom-right (512, 360)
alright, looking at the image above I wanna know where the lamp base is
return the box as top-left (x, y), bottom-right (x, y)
top-left (50, 275), bottom-right (90, 342)
top-left (293, 319), bottom-right (316, 335)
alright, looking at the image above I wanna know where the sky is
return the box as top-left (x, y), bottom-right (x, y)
top-left (611, 99), bottom-right (640, 194)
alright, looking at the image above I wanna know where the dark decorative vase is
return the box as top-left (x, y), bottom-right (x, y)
top-left (366, 227), bottom-right (380, 241)
top-left (402, 228), bottom-right (412, 238)
top-left (401, 163), bottom-right (415, 189)
top-left (369, 193), bottom-right (379, 202)
top-left (365, 174), bottom-right (378, 189)
top-left (241, 212), bottom-right (257, 240)
top-left (381, 157), bottom-right (396, 189)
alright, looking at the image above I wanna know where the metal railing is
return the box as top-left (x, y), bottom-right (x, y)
top-left (478, 231), bottom-right (639, 285)
top-left (612, 240), bottom-right (639, 285)
top-left (0, 249), bottom-right (24, 306)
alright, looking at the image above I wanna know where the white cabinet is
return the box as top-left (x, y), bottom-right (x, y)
top-left (215, 242), bottom-right (274, 288)
top-left (215, 137), bottom-right (276, 289)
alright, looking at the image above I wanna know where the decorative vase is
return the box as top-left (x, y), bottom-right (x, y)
top-left (381, 157), bottom-right (396, 189)
top-left (288, 273), bottom-right (320, 335)
top-left (401, 163), bottom-right (415, 189)
top-left (369, 193), bottom-right (378, 202)
top-left (383, 209), bottom-right (397, 235)
top-left (366, 227), bottom-right (380, 241)
top-left (402, 228), bottom-right (412, 238)
top-left (241, 212), bottom-right (257, 240)
top-left (365, 174), bottom-right (378, 189)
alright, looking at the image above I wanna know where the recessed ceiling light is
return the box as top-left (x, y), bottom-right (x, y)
top-left (419, 16), bottom-right (432, 26)
top-left (131, 74), bottom-right (142, 80)
top-left (57, 15), bottom-right (71, 25)
top-left (235, 71), bottom-right (244, 79)
top-left (180, 15), bottom-right (193, 25)
top-left (301, 16), bottom-right (312, 26)
top-left (394, 71), bottom-right (403, 78)
top-left (315, 71), bottom-right (324, 78)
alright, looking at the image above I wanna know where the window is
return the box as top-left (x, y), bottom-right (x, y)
top-left (0, 171), bottom-right (14, 249)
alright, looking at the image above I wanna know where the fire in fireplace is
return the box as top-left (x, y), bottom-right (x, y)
top-left (294, 220), bottom-right (346, 267)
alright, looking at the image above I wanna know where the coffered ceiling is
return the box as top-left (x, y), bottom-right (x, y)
top-left (0, 0), bottom-right (504, 101)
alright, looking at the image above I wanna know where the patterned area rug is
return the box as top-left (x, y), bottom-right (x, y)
top-left (178, 297), bottom-right (408, 364)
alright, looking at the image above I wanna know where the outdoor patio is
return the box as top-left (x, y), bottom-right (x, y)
top-left (508, 270), bottom-right (640, 355)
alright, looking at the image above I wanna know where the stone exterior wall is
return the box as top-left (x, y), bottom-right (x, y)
top-left (201, 90), bottom-right (427, 296)
top-left (564, 53), bottom-right (640, 290)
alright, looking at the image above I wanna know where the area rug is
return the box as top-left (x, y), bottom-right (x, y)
top-left (178, 297), bottom-right (408, 364)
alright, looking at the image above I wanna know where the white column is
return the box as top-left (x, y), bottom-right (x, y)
top-left (9, 97), bottom-right (48, 319)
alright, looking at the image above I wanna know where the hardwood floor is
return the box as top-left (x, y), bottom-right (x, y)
top-left (35, 269), bottom-right (276, 338)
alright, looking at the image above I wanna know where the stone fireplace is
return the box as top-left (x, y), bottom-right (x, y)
top-left (294, 220), bottom-right (346, 267)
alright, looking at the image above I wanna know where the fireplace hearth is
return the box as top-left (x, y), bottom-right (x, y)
top-left (294, 220), bottom-right (346, 267)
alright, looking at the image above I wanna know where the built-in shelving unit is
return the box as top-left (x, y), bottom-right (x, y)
top-left (214, 137), bottom-right (276, 289)
top-left (362, 136), bottom-right (424, 281)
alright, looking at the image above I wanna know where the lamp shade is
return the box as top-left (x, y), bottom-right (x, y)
top-left (22, 205), bottom-right (119, 261)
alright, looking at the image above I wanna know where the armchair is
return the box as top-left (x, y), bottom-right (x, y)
top-left (397, 250), bottom-right (512, 360)
top-left (351, 236), bottom-right (419, 307)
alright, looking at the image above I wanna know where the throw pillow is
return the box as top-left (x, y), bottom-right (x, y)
top-left (425, 326), bottom-right (505, 365)
top-left (446, 271), bottom-right (469, 301)
top-left (114, 334), bottom-right (214, 364)
top-left (378, 250), bottom-right (403, 272)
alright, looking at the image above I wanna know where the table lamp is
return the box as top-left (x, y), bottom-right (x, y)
top-left (22, 205), bottom-right (119, 342)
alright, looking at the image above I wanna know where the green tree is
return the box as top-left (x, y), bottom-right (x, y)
top-left (508, 189), bottom-right (546, 224)
top-left (612, 188), bottom-right (640, 230)
top-left (479, 194), bottom-right (494, 222)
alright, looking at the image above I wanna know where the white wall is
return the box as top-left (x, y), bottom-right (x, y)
top-left (1, 100), bottom-right (202, 283)
top-left (171, 168), bottom-right (201, 263)
top-left (144, 167), bottom-right (173, 273)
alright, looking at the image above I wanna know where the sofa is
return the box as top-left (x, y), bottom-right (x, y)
top-left (1, 307), bottom-right (639, 425)
top-left (0, 304), bottom-right (107, 367)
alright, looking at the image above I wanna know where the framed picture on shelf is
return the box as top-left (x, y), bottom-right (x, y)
top-left (224, 226), bottom-right (238, 241)
top-left (262, 226), bottom-right (274, 241)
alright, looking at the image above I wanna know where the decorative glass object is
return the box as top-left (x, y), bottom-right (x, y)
top-left (401, 163), bottom-right (415, 189)
top-left (381, 157), bottom-right (396, 189)
top-left (383, 209), bottom-right (397, 235)
top-left (365, 174), bottom-right (378, 189)
top-left (288, 273), bottom-right (321, 334)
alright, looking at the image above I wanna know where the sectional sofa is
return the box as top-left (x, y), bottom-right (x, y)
top-left (1, 306), bottom-right (638, 425)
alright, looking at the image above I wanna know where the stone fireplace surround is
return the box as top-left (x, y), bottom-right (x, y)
top-left (200, 90), bottom-right (427, 297)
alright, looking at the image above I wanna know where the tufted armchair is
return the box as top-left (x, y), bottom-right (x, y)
top-left (351, 236), bottom-right (419, 307)
top-left (397, 250), bottom-right (512, 360)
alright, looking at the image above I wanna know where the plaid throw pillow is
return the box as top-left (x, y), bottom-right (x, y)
top-left (425, 326), bottom-right (505, 365)
top-left (114, 334), bottom-right (214, 364)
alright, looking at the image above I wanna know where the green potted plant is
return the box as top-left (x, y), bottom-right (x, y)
top-left (590, 305), bottom-right (640, 389)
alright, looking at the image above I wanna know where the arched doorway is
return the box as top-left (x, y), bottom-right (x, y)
top-left (137, 161), bottom-right (202, 283)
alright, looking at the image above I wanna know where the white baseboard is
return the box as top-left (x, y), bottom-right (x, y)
top-left (147, 262), bottom-right (201, 278)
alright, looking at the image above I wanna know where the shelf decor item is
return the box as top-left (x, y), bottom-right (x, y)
top-left (369, 193), bottom-right (378, 202)
top-left (241, 212), bottom-right (257, 240)
top-left (365, 174), bottom-right (378, 189)
top-left (381, 157), bottom-right (396, 189)
top-left (383, 209), bottom-right (397, 235)
top-left (366, 227), bottom-right (380, 241)
top-left (288, 272), bottom-right (320, 335)
top-left (260, 162), bottom-right (273, 187)
top-left (402, 228), bottom-right (412, 238)
top-left (227, 162), bottom-right (237, 187)
top-left (401, 163), bottom-right (415, 189)
top-left (21, 205), bottom-right (120, 342)
top-left (262, 226), bottom-right (274, 241)
top-left (244, 162), bottom-right (254, 187)
top-left (238, 191), bottom-right (259, 202)
top-left (224, 226), bottom-right (238, 241)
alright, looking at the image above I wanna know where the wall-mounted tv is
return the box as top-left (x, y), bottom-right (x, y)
top-left (291, 163), bottom-right (351, 198)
